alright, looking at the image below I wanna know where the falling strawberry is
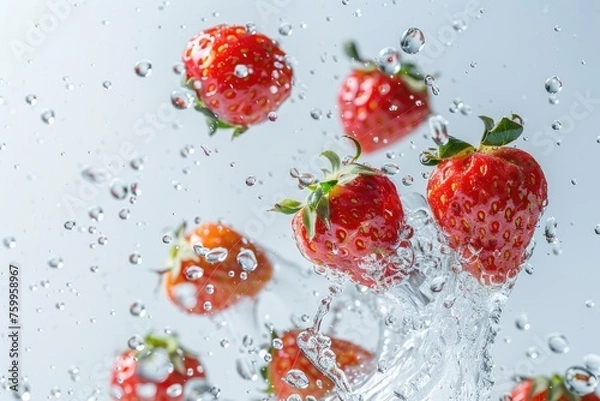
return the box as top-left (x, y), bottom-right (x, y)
top-left (109, 334), bottom-right (207, 401)
top-left (162, 222), bottom-right (273, 315)
top-left (423, 114), bottom-right (548, 286)
top-left (265, 330), bottom-right (373, 400)
top-left (273, 138), bottom-right (408, 288)
top-left (510, 373), bottom-right (600, 401)
top-left (337, 41), bottom-right (431, 153)
top-left (182, 24), bottom-right (293, 137)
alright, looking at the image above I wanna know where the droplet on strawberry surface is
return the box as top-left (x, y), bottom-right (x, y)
top-left (204, 247), bottom-right (228, 264)
top-left (400, 27), bottom-right (425, 54)
top-left (137, 348), bottom-right (174, 383)
top-left (236, 249), bottom-right (258, 272)
top-left (285, 369), bottom-right (310, 389)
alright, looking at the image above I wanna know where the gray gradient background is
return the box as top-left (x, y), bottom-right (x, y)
top-left (0, 0), bottom-right (599, 399)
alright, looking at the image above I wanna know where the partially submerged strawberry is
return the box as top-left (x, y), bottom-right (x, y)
top-left (183, 24), bottom-right (293, 137)
top-left (338, 41), bottom-right (431, 153)
top-left (273, 138), bottom-right (408, 288)
top-left (265, 330), bottom-right (373, 400)
top-left (162, 222), bottom-right (273, 315)
top-left (109, 334), bottom-right (206, 401)
top-left (510, 373), bottom-right (600, 401)
top-left (423, 114), bottom-right (548, 286)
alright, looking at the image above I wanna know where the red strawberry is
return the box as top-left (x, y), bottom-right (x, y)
top-left (423, 115), bottom-right (548, 286)
top-left (273, 138), bottom-right (407, 288)
top-left (163, 222), bottom-right (273, 315)
top-left (109, 334), bottom-right (207, 401)
top-left (182, 24), bottom-right (293, 137)
top-left (266, 330), bottom-right (373, 400)
top-left (510, 374), bottom-right (600, 401)
top-left (338, 41), bottom-right (431, 153)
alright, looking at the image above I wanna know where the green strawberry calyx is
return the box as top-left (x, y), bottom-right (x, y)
top-left (420, 114), bottom-right (524, 166)
top-left (515, 374), bottom-right (585, 401)
top-left (343, 41), bottom-right (428, 93)
top-left (164, 221), bottom-right (200, 281)
top-left (136, 333), bottom-right (198, 375)
top-left (271, 137), bottom-right (380, 241)
top-left (184, 77), bottom-right (249, 139)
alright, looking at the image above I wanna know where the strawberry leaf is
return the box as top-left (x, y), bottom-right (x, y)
top-left (302, 206), bottom-right (317, 241)
top-left (480, 114), bottom-right (524, 146)
top-left (319, 179), bottom-right (338, 194)
top-left (316, 197), bottom-right (331, 229)
top-left (232, 126), bottom-right (249, 138)
top-left (343, 40), bottom-right (371, 64)
top-left (438, 136), bottom-right (475, 159)
top-left (478, 115), bottom-right (495, 133)
top-left (271, 199), bottom-right (304, 214)
top-left (308, 187), bottom-right (324, 211)
top-left (344, 135), bottom-right (362, 162)
top-left (321, 150), bottom-right (341, 172)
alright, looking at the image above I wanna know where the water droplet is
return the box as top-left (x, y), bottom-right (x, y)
top-left (551, 120), bottom-right (562, 131)
top-left (137, 348), bottom-right (174, 382)
top-left (87, 206), bottom-right (104, 222)
top-left (234, 64), bottom-right (249, 78)
top-left (452, 19), bottom-right (467, 32)
top-left (64, 221), bottom-right (76, 230)
top-left (279, 22), bottom-right (293, 36)
top-left (245, 176), bottom-right (257, 186)
top-left (381, 163), bottom-right (400, 175)
top-left (90, 265), bottom-right (99, 273)
top-left (129, 301), bottom-right (147, 317)
top-left (429, 115), bottom-right (449, 145)
top-left (119, 208), bottom-right (130, 220)
top-left (48, 256), bottom-right (64, 269)
top-left (544, 217), bottom-right (558, 243)
top-left (185, 265), bottom-right (204, 281)
top-left (56, 302), bottom-right (65, 310)
top-left (41, 109), bottom-right (55, 124)
top-left (402, 175), bottom-right (414, 186)
top-left (236, 357), bottom-right (257, 381)
top-left (172, 63), bottom-right (185, 75)
top-left (135, 60), bottom-right (153, 77)
top-left (515, 314), bottom-right (530, 330)
top-left (68, 366), bottom-right (80, 382)
top-left (400, 28), bottom-right (425, 54)
top-left (102, 80), bottom-right (112, 90)
top-left (129, 252), bottom-right (142, 265)
top-left (286, 369), bottom-right (309, 389)
top-left (128, 335), bottom-right (145, 351)
top-left (166, 383), bottom-right (183, 398)
top-left (547, 333), bottom-right (569, 354)
top-left (109, 179), bottom-right (129, 200)
top-left (342, 0), bottom-right (350, 4)
top-left (171, 90), bottom-right (194, 109)
top-left (526, 347), bottom-right (540, 359)
top-left (220, 338), bottom-right (230, 349)
top-left (429, 276), bottom-right (446, 292)
top-left (375, 47), bottom-right (401, 75)
top-left (584, 354), bottom-right (600, 375)
top-left (545, 76), bottom-right (563, 94)
top-left (424, 75), bottom-right (440, 95)
top-left (205, 247), bottom-right (228, 264)
top-left (131, 182), bottom-right (142, 196)
top-left (203, 301), bottom-right (212, 311)
top-left (130, 157), bottom-right (145, 171)
top-left (564, 366), bottom-right (598, 396)
top-left (25, 94), bottom-right (37, 105)
top-left (272, 338), bottom-right (283, 350)
top-left (310, 108), bottom-right (322, 120)
top-left (3, 237), bottom-right (16, 249)
top-left (268, 111), bottom-right (278, 121)
top-left (586, 299), bottom-right (595, 308)
top-left (553, 25), bottom-right (561, 32)
top-left (237, 249), bottom-right (258, 272)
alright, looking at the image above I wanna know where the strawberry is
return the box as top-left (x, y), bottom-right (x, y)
top-left (162, 222), bottom-right (273, 315)
top-left (109, 334), bottom-right (207, 401)
top-left (510, 373), bottom-right (600, 401)
top-left (337, 41), bottom-right (431, 153)
top-left (182, 24), bottom-right (293, 137)
top-left (273, 138), bottom-right (407, 288)
top-left (423, 114), bottom-right (548, 286)
top-left (265, 330), bottom-right (373, 400)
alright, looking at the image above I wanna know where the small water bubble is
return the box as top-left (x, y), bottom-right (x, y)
top-left (129, 301), bottom-right (146, 317)
top-left (172, 62), bottom-right (185, 75)
top-left (161, 235), bottom-right (172, 245)
top-left (50, 388), bottom-right (61, 398)
top-left (135, 60), bottom-right (153, 77)
top-left (109, 179), bottom-right (129, 200)
top-left (526, 347), bottom-right (540, 359)
top-left (119, 208), bottom-right (130, 220)
top-left (234, 64), bottom-right (250, 78)
top-left (129, 252), bottom-right (142, 265)
top-left (549, 95), bottom-right (560, 105)
top-left (246, 22), bottom-right (257, 33)
top-left (205, 284), bottom-right (214, 294)
top-left (375, 47), bottom-right (401, 75)
top-left (584, 354), bottom-right (600, 375)
top-left (90, 265), bottom-right (99, 273)
top-left (64, 221), bottom-right (76, 230)
top-left (166, 383), bottom-right (183, 398)
top-left (48, 256), bottom-right (64, 269)
top-left (205, 247), bottom-right (228, 264)
top-left (98, 235), bottom-right (108, 245)
top-left (41, 109), bottom-right (55, 124)
top-left (452, 19), bottom-right (467, 32)
top-left (203, 301), bottom-right (212, 311)
top-left (429, 115), bottom-right (449, 145)
top-left (89, 206), bottom-right (104, 222)
top-left (381, 163), bottom-right (400, 175)
top-left (137, 348), bottom-right (174, 383)
top-left (545, 76), bottom-right (563, 94)
top-left (515, 314), bottom-right (530, 330)
top-left (547, 333), bottom-right (569, 354)
top-left (25, 94), bottom-right (37, 105)
top-left (586, 299), bottom-right (595, 308)
top-left (310, 108), bottom-right (323, 120)
top-left (553, 25), bottom-right (561, 32)
top-left (236, 358), bottom-right (257, 381)
top-left (402, 175), bottom-right (414, 186)
top-left (564, 366), bottom-right (598, 396)
top-left (342, 0), bottom-right (350, 4)
top-left (279, 22), bottom-right (293, 36)
top-left (268, 111), bottom-right (278, 121)
top-left (68, 366), bottom-right (80, 382)
top-left (3, 237), bottom-right (16, 249)
top-left (353, 9), bottom-right (362, 17)
top-left (551, 120), bottom-right (562, 131)
top-left (220, 338), bottom-right (230, 349)
top-left (286, 369), bottom-right (309, 389)
top-left (298, 173), bottom-right (315, 187)
top-left (272, 338), bottom-right (283, 350)
top-left (429, 276), bottom-right (446, 292)
top-left (245, 176), bottom-right (257, 186)
top-left (102, 80), bottom-right (112, 90)
top-left (56, 302), bottom-right (65, 311)
top-left (400, 28), bottom-right (425, 54)
top-left (170, 90), bottom-right (194, 109)
top-left (544, 217), bottom-right (558, 243)
top-left (237, 249), bottom-right (258, 272)
top-left (130, 157), bottom-right (145, 171)
top-left (128, 335), bottom-right (145, 351)
top-left (184, 265), bottom-right (204, 281)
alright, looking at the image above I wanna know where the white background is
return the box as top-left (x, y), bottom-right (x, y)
top-left (0, 0), bottom-right (599, 399)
